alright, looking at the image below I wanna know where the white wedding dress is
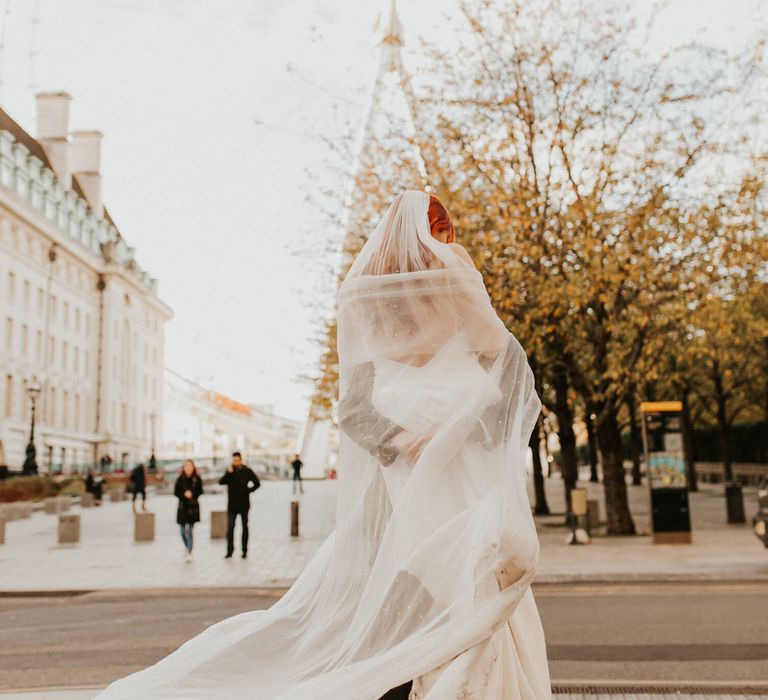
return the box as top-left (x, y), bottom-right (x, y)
top-left (94, 190), bottom-right (550, 699)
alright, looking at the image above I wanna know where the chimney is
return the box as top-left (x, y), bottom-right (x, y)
top-left (35, 91), bottom-right (72, 185)
top-left (71, 130), bottom-right (103, 218)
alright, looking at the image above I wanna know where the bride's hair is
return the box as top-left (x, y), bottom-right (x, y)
top-left (357, 191), bottom-right (457, 277)
top-left (428, 195), bottom-right (455, 243)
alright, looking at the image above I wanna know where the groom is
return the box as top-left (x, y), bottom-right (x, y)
top-left (219, 451), bottom-right (260, 559)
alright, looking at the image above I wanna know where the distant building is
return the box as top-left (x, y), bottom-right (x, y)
top-left (162, 369), bottom-right (302, 470)
top-left (0, 92), bottom-right (173, 473)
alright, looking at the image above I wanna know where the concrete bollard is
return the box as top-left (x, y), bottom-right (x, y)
top-left (44, 498), bottom-right (60, 515)
top-left (58, 514), bottom-right (80, 544)
top-left (80, 492), bottom-right (95, 508)
top-left (210, 511), bottom-right (227, 539)
top-left (0, 518), bottom-right (5, 544)
top-left (16, 502), bottom-right (32, 519)
top-left (1, 504), bottom-right (19, 521)
top-left (109, 489), bottom-right (122, 503)
top-left (57, 496), bottom-right (71, 512)
top-left (134, 511), bottom-right (155, 542)
top-left (587, 499), bottom-right (601, 532)
top-left (290, 500), bottom-right (299, 538)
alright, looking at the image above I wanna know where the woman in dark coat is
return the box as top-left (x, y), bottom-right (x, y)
top-left (175, 460), bottom-right (203, 560)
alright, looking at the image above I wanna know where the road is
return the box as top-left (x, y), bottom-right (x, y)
top-left (0, 582), bottom-right (766, 691)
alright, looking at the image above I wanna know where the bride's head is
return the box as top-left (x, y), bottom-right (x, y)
top-left (354, 190), bottom-right (458, 277)
top-left (428, 194), bottom-right (455, 244)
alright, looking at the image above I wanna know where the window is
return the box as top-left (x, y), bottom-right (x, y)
top-left (63, 302), bottom-right (70, 328)
top-left (36, 330), bottom-right (42, 361)
top-left (23, 280), bottom-right (31, 307)
top-left (49, 336), bottom-right (55, 365)
top-left (21, 324), bottom-right (28, 354)
top-left (85, 314), bottom-right (91, 335)
top-left (49, 386), bottom-right (56, 426)
top-left (63, 391), bottom-right (69, 430)
top-left (75, 394), bottom-right (81, 431)
top-left (5, 318), bottom-right (12, 352)
top-left (37, 288), bottom-right (44, 313)
top-left (74, 347), bottom-right (79, 374)
top-left (7, 272), bottom-right (15, 302)
top-left (4, 375), bottom-right (12, 418)
top-left (51, 296), bottom-right (58, 322)
top-left (62, 342), bottom-right (68, 371)
top-left (75, 308), bottom-right (81, 332)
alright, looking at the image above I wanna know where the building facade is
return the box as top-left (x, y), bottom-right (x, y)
top-left (162, 369), bottom-right (302, 470)
top-left (0, 92), bottom-right (172, 474)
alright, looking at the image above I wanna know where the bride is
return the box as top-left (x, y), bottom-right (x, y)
top-left (95, 190), bottom-right (550, 699)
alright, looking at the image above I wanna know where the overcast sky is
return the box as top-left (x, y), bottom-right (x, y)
top-left (0, 0), bottom-right (761, 420)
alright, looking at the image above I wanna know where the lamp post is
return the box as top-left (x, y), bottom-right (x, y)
top-left (22, 379), bottom-right (42, 475)
top-left (149, 412), bottom-right (157, 471)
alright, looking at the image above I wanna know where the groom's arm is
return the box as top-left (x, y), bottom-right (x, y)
top-left (338, 362), bottom-right (403, 467)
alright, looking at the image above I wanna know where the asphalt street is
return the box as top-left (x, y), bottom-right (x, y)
top-left (0, 581), bottom-right (766, 691)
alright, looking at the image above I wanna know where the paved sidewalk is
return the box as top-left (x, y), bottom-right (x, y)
top-left (0, 477), bottom-right (765, 592)
top-left (0, 481), bottom-right (336, 591)
top-left (0, 689), bottom-right (765, 699)
top-left (535, 477), bottom-right (767, 582)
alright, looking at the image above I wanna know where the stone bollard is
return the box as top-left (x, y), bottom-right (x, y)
top-left (58, 514), bottom-right (80, 544)
top-left (210, 511), bottom-right (227, 539)
top-left (134, 511), bottom-right (155, 542)
top-left (45, 497), bottom-right (70, 514)
top-left (1, 504), bottom-right (19, 521)
top-left (291, 500), bottom-right (300, 538)
top-left (80, 492), bottom-right (95, 508)
top-left (0, 517), bottom-right (5, 544)
top-left (44, 497), bottom-right (61, 515)
top-left (16, 502), bottom-right (32, 519)
top-left (587, 499), bottom-right (601, 533)
top-left (109, 487), bottom-right (128, 503)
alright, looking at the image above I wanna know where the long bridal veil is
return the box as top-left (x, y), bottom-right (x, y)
top-left (95, 190), bottom-right (549, 700)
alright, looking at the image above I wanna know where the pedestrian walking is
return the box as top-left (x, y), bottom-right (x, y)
top-left (219, 451), bottom-right (260, 559)
top-left (84, 469), bottom-right (104, 505)
top-left (129, 462), bottom-right (148, 513)
top-left (175, 459), bottom-right (203, 562)
top-left (291, 453), bottom-right (304, 495)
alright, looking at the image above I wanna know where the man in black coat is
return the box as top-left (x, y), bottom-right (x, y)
top-left (219, 451), bottom-right (260, 559)
top-left (291, 453), bottom-right (304, 495)
top-left (130, 463), bottom-right (147, 513)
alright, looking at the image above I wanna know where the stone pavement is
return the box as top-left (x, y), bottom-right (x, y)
top-left (0, 476), bottom-right (765, 592)
top-left (535, 476), bottom-right (767, 582)
top-left (0, 481), bottom-right (336, 591)
top-left (0, 689), bottom-right (765, 699)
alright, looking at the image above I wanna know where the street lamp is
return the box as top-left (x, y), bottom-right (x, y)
top-left (22, 379), bottom-right (42, 475)
top-left (149, 412), bottom-right (157, 471)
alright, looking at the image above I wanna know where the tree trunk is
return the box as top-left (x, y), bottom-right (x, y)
top-left (681, 388), bottom-right (698, 492)
top-left (712, 363), bottom-right (733, 482)
top-left (596, 405), bottom-right (636, 535)
top-left (586, 406), bottom-right (600, 482)
top-left (541, 422), bottom-right (554, 478)
top-left (627, 396), bottom-right (643, 486)
top-left (529, 420), bottom-right (550, 515)
top-left (553, 367), bottom-right (579, 517)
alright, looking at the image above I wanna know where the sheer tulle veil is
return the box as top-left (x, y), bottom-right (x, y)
top-left (93, 189), bottom-right (550, 700)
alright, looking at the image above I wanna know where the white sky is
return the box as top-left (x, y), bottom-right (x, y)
top-left (0, 0), bottom-right (761, 420)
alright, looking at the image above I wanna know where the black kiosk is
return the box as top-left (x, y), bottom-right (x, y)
top-left (640, 401), bottom-right (692, 544)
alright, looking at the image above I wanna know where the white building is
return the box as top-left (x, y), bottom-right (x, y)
top-left (0, 92), bottom-right (173, 474)
top-left (162, 369), bottom-right (302, 471)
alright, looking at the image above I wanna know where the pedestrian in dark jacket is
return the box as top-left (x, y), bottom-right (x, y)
top-left (84, 470), bottom-right (104, 504)
top-left (130, 463), bottom-right (147, 513)
top-left (291, 454), bottom-right (304, 495)
top-left (218, 451), bottom-right (260, 559)
top-left (175, 459), bottom-right (203, 561)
